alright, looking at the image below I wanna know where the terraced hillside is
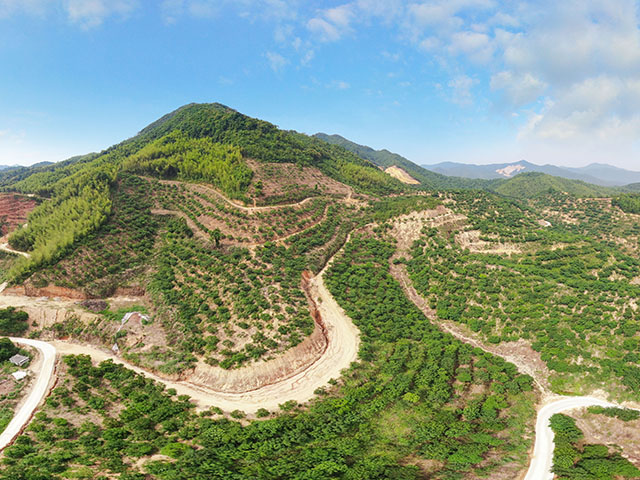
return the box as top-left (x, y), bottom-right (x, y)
top-left (402, 190), bottom-right (640, 401)
top-left (0, 194), bottom-right (37, 236)
top-left (1, 104), bottom-right (640, 479)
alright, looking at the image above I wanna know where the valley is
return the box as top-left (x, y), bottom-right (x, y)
top-left (0, 103), bottom-right (639, 479)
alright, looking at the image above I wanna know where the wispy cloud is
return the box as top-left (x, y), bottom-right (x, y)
top-left (265, 51), bottom-right (288, 71)
top-left (448, 74), bottom-right (476, 106)
top-left (65, 0), bottom-right (138, 29)
top-left (0, 0), bottom-right (138, 27)
top-left (0, 0), bottom-right (49, 18)
top-left (307, 4), bottom-right (354, 42)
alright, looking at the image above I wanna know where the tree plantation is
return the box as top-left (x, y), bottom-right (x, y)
top-left (0, 103), bottom-right (639, 479)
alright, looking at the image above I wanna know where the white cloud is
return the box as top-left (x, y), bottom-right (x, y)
top-left (0, 0), bottom-right (48, 17)
top-left (488, 1), bottom-right (640, 148)
top-left (448, 74), bottom-right (476, 106)
top-left (265, 51), bottom-right (288, 71)
top-left (161, 0), bottom-right (298, 23)
top-left (419, 36), bottom-right (440, 51)
top-left (355, 0), bottom-right (403, 19)
top-left (329, 80), bottom-right (350, 90)
top-left (448, 30), bottom-right (494, 63)
top-left (0, 0), bottom-right (139, 27)
top-left (519, 76), bottom-right (640, 143)
top-left (65, 0), bottom-right (137, 28)
top-left (307, 4), bottom-right (354, 42)
top-left (300, 49), bottom-right (315, 65)
top-left (490, 71), bottom-right (546, 106)
top-left (307, 18), bottom-right (341, 42)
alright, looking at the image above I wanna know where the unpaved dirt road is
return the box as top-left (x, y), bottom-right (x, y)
top-left (0, 234), bottom-right (360, 415)
top-left (50, 271), bottom-right (359, 414)
top-left (0, 338), bottom-right (55, 451)
top-left (524, 396), bottom-right (639, 480)
top-left (0, 242), bottom-right (29, 258)
top-left (387, 208), bottom-right (640, 480)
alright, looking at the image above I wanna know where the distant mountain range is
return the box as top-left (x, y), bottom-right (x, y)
top-left (315, 133), bottom-right (630, 197)
top-left (423, 160), bottom-right (640, 187)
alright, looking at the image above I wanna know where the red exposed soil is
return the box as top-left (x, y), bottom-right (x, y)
top-left (3, 284), bottom-right (145, 300)
top-left (0, 194), bottom-right (37, 235)
top-left (3, 285), bottom-right (88, 300)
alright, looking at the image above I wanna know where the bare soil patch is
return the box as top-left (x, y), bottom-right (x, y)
top-left (247, 158), bottom-right (353, 201)
top-left (571, 408), bottom-right (640, 467)
top-left (0, 194), bottom-right (37, 236)
top-left (384, 166), bottom-right (420, 185)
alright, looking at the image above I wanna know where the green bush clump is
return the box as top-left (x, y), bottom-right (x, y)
top-left (0, 308), bottom-right (29, 336)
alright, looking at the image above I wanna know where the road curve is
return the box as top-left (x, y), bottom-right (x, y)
top-left (0, 338), bottom-right (56, 451)
top-left (0, 243), bottom-right (29, 258)
top-left (523, 396), bottom-right (635, 480)
top-left (48, 265), bottom-right (360, 414)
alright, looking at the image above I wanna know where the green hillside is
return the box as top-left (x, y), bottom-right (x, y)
top-left (491, 171), bottom-right (616, 198)
top-left (2, 103), bottom-right (404, 280)
top-left (314, 133), bottom-right (491, 190)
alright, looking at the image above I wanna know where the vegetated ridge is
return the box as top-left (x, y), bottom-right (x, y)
top-left (425, 159), bottom-right (640, 187)
top-left (314, 132), bottom-right (625, 196)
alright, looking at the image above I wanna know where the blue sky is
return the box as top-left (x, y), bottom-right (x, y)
top-left (1, 0), bottom-right (640, 169)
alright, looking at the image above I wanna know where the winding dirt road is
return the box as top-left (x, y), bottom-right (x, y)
top-left (0, 205), bottom-right (636, 479)
top-left (48, 270), bottom-right (359, 414)
top-left (0, 236), bottom-right (359, 415)
top-left (0, 242), bottom-right (29, 258)
top-left (387, 208), bottom-right (640, 479)
top-left (0, 338), bottom-right (55, 451)
top-left (524, 396), bottom-right (637, 480)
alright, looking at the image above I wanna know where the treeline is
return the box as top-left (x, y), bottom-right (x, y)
top-left (613, 193), bottom-right (640, 214)
top-left (8, 164), bottom-right (116, 281)
top-left (587, 405), bottom-right (640, 422)
top-left (123, 131), bottom-right (252, 199)
top-left (550, 413), bottom-right (640, 479)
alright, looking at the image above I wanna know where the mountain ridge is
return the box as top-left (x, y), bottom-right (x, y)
top-left (424, 160), bottom-right (640, 186)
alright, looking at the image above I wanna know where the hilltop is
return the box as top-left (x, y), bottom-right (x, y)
top-left (0, 103), bottom-right (417, 378)
top-left (491, 171), bottom-right (615, 198)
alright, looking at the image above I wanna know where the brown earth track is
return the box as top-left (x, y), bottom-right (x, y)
top-left (388, 209), bottom-right (551, 394)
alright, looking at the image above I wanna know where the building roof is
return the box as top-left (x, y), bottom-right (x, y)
top-left (9, 354), bottom-right (29, 366)
top-left (11, 370), bottom-right (27, 381)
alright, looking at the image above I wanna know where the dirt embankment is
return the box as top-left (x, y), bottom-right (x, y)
top-left (4, 285), bottom-right (88, 300)
top-left (186, 271), bottom-right (328, 393)
top-left (3, 284), bottom-right (145, 301)
top-left (6, 248), bottom-right (360, 414)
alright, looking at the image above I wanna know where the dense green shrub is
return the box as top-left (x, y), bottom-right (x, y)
top-left (0, 308), bottom-right (29, 336)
